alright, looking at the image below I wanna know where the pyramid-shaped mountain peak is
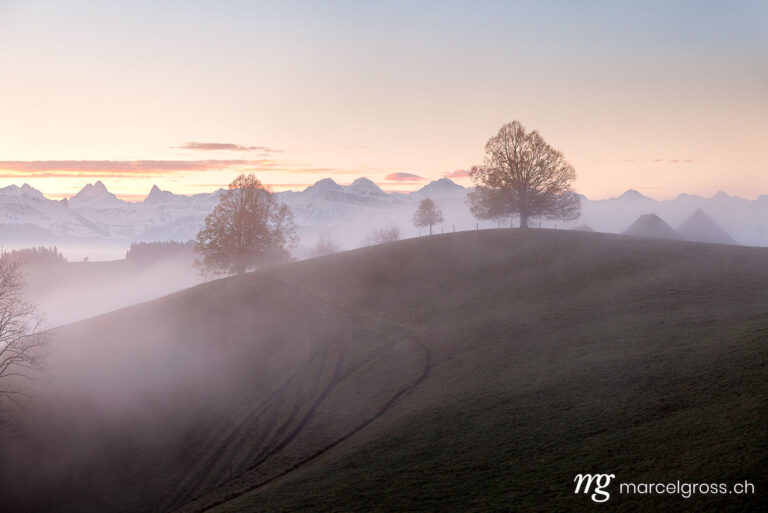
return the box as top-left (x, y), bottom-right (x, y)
top-left (623, 213), bottom-right (681, 240)
top-left (676, 208), bottom-right (737, 245)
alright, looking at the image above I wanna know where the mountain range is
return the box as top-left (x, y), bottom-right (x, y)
top-left (1, 179), bottom-right (766, 258)
top-left (0, 177), bottom-right (470, 253)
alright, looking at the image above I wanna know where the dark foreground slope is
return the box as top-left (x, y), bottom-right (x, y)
top-left (2, 229), bottom-right (766, 512)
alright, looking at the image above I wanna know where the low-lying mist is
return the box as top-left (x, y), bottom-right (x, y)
top-left (22, 255), bottom-right (206, 327)
top-left (2, 273), bottom-right (336, 511)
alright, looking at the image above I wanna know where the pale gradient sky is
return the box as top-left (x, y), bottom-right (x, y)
top-left (0, 0), bottom-right (766, 200)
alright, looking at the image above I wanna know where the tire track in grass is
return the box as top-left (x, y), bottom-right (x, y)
top-left (235, 345), bottom-right (332, 473)
top-left (164, 283), bottom-right (320, 510)
top-left (164, 370), bottom-right (300, 510)
top-left (167, 294), bottom-right (344, 511)
top-left (196, 337), bottom-right (431, 513)
top-left (172, 277), bottom-right (431, 513)
top-left (171, 335), bottom-right (344, 513)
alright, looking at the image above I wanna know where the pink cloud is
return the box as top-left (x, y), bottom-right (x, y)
top-left (384, 172), bottom-right (426, 182)
top-left (0, 160), bottom-right (366, 179)
top-left (443, 169), bottom-right (470, 178)
top-left (177, 142), bottom-right (280, 152)
top-left (0, 160), bottom-right (256, 172)
top-left (650, 159), bottom-right (693, 164)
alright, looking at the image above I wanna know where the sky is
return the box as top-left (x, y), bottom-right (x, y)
top-left (0, 0), bottom-right (766, 201)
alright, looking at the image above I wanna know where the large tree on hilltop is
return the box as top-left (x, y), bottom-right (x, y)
top-left (195, 174), bottom-right (297, 276)
top-left (467, 121), bottom-right (580, 228)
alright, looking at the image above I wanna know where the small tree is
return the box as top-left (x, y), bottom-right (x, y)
top-left (0, 254), bottom-right (47, 419)
top-left (364, 225), bottom-right (401, 246)
top-left (310, 232), bottom-right (341, 258)
top-left (467, 121), bottom-right (580, 228)
top-left (195, 174), bottom-right (297, 275)
top-left (412, 197), bottom-right (444, 236)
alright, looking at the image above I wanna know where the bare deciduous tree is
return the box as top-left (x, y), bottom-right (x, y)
top-left (195, 174), bottom-right (298, 275)
top-left (467, 121), bottom-right (580, 228)
top-left (412, 197), bottom-right (444, 235)
top-left (0, 254), bottom-right (47, 418)
top-left (364, 225), bottom-right (401, 246)
top-left (310, 232), bottom-right (341, 258)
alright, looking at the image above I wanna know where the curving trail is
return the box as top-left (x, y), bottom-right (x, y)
top-left (164, 372), bottom-right (300, 510)
top-left (200, 339), bottom-right (431, 513)
top-left (168, 277), bottom-right (431, 513)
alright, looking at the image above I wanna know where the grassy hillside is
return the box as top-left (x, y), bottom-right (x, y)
top-left (2, 229), bottom-right (765, 512)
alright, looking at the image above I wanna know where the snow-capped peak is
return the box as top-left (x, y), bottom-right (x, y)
top-left (617, 189), bottom-right (653, 201)
top-left (414, 178), bottom-right (465, 196)
top-left (346, 177), bottom-right (385, 196)
top-left (71, 181), bottom-right (120, 205)
top-left (302, 178), bottom-right (347, 199)
top-left (144, 184), bottom-right (178, 204)
top-left (0, 183), bottom-right (46, 200)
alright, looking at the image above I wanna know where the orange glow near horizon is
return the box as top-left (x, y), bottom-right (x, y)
top-left (0, 2), bottom-right (765, 202)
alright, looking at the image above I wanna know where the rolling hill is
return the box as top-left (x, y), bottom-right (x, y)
top-left (1, 229), bottom-right (766, 512)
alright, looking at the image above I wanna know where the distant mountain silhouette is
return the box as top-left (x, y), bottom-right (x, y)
top-left (347, 177), bottom-right (387, 196)
top-left (623, 213), bottom-right (682, 240)
top-left (413, 178), bottom-right (465, 197)
top-left (144, 185), bottom-right (180, 205)
top-left (572, 223), bottom-right (594, 232)
top-left (617, 189), bottom-right (655, 201)
top-left (70, 181), bottom-right (120, 205)
top-left (2, 179), bottom-right (767, 248)
top-left (303, 177), bottom-right (346, 197)
top-left (676, 208), bottom-right (737, 245)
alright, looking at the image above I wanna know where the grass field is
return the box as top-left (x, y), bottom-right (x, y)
top-left (2, 229), bottom-right (765, 512)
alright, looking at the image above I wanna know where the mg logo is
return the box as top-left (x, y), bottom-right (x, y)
top-left (574, 473), bottom-right (616, 503)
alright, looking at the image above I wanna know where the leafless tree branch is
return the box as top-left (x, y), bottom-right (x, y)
top-left (0, 253), bottom-right (49, 424)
